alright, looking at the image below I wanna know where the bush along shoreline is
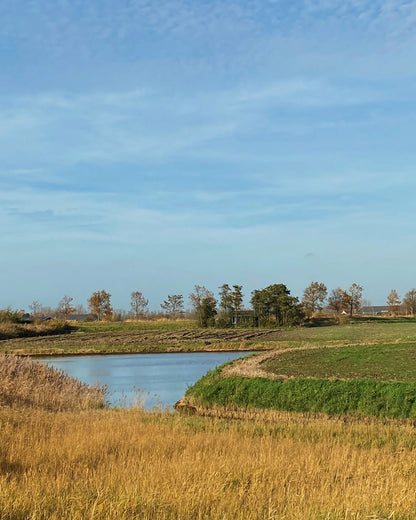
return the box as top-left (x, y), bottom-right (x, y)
top-left (184, 366), bottom-right (416, 420)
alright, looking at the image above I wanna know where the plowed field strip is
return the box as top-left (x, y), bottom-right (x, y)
top-left (0, 328), bottom-right (282, 355)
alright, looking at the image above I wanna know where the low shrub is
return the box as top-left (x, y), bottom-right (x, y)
top-left (0, 308), bottom-right (23, 324)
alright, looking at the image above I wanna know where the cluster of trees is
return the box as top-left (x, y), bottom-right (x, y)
top-left (28, 297), bottom-right (81, 321)
top-left (301, 282), bottom-right (363, 318)
top-left (186, 283), bottom-right (307, 328)
top-left (251, 284), bottom-right (303, 326)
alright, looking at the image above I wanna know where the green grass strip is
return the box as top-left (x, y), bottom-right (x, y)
top-left (186, 368), bottom-right (416, 419)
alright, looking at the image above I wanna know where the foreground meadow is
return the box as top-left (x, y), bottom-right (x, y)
top-left (1, 406), bottom-right (416, 520)
top-left (2, 320), bottom-right (416, 519)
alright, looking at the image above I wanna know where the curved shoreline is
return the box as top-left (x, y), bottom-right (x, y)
top-left (221, 343), bottom-right (361, 380)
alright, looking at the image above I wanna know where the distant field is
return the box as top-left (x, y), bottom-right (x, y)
top-left (268, 317), bottom-right (416, 346)
top-left (2, 317), bottom-right (416, 356)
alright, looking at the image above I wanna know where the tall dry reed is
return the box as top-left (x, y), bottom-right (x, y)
top-left (0, 354), bottom-right (106, 411)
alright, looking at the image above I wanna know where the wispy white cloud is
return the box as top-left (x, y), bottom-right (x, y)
top-left (0, 76), bottom-right (387, 170)
top-left (253, 169), bottom-right (416, 197)
top-left (231, 78), bottom-right (381, 108)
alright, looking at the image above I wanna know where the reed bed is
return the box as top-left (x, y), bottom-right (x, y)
top-left (0, 354), bottom-right (106, 411)
top-left (1, 407), bottom-right (416, 519)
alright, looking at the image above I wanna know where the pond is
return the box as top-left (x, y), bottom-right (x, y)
top-left (39, 351), bottom-right (251, 409)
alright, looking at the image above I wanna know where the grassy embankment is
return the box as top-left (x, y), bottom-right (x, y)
top-left (3, 316), bottom-right (416, 356)
top-left (184, 337), bottom-right (416, 419)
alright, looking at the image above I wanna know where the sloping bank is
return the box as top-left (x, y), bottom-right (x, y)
top-left (178, 357), bottom-right (416, 419)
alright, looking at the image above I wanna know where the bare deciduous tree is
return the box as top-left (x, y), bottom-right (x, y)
top-left (189, 285), bottom-right (214, 325)
top-left (29, 300), bottom-right (43, 317)
top-left (130, 291), bottom-right (149, 319)
top-left (387, 289), bottom-right (401, 316)
top-left (302, 282), bottom-right (327, 318)
top-left (88, 290), bottom-right (113, 321)
top-left (344, 283), bottom-right (363, 317)
top-left (160, 294), bottom-right (184, 319)
top-left (403, 289), bottom-right (416, 316)
top-left (327, 288), bottom-right (347, 314)
top-left (57, 295), bottom-right (76, 320)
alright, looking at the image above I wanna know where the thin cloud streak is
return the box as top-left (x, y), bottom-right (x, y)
top-left (0, 78), bottom-right (394, 169)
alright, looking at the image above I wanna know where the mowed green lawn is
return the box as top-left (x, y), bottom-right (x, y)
top-left (263, 343), bottom-right (416, 382)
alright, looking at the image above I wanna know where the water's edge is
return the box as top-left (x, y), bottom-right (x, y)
top-left (39, 351), bottom-right (252, 409)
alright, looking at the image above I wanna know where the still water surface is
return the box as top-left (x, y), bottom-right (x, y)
top-left (40, 352), bottom-right (250, 409)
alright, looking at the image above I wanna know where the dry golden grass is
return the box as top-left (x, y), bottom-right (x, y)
top-left (0, 354), bottom-right (106, 411)
top-left (1, 406), bottom-right (416, 519)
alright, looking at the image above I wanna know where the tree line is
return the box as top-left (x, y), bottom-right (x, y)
top-left (14, 282), bottom-right (416, 327)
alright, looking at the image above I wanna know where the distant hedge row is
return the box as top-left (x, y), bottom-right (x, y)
top-left (186, 367), bottom-right (416, 419)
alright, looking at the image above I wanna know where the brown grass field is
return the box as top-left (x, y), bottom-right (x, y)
top-left (1, 406), bottom-right (416, 519)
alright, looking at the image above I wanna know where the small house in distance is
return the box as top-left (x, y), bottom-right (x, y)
top-left (230, 310), bottom-right (255, 327)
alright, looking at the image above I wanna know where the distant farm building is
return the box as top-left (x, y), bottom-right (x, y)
top-left (230, 310), bottom-right (255, 327)
top-left (361, 306), bottom-right (390, 316)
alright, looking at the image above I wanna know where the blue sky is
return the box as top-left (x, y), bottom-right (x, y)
top-left (1, 0), bottom-right (416, 311)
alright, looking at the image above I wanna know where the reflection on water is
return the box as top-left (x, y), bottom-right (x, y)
top-left (39, 351), bottom-right (250, 409)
